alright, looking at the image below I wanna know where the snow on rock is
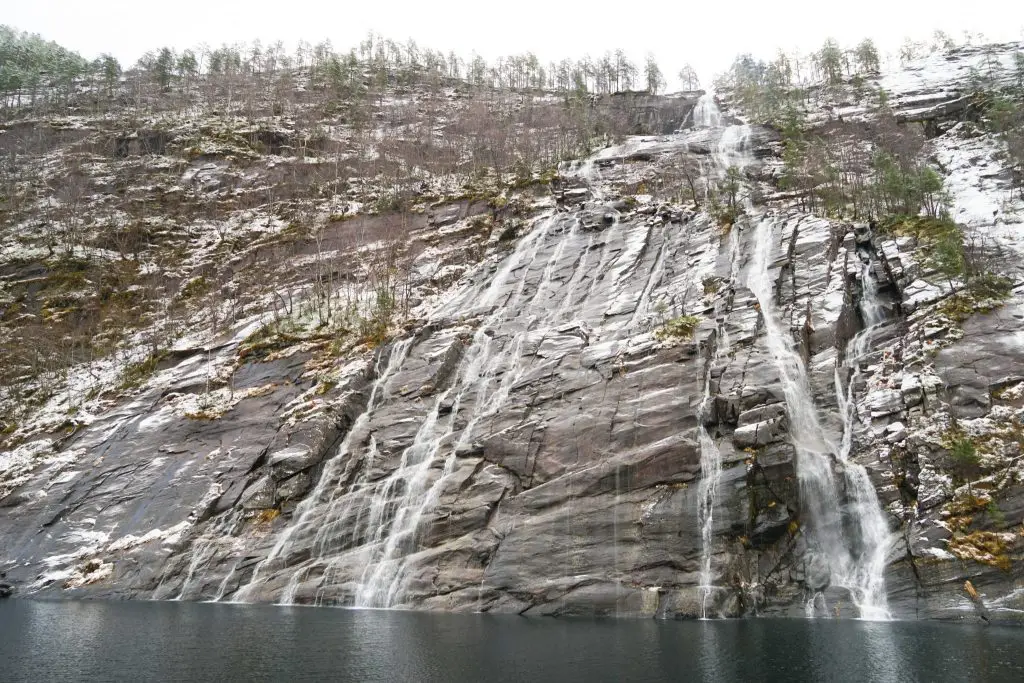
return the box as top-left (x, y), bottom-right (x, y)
top-left (879, 42), bottom-right (1024, 103)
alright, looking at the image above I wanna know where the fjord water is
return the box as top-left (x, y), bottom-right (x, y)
top-left (3, 601), bottom-right (1024, 682)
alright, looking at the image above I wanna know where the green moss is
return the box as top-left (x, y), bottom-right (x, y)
top-left (314, 380), bottom-right (337, 396)
top-left (937, 295), bottom-right (979, 324)
top-left (879, 214), bottom-right (960, 243)
top-left (115, 351), bottom-right (165, 391)
top-left (238, 322), bottom-right (303, 362)
top-left (179, 275), bottom-right (210, 300)
top-left (944, 493), bottom-right (989, 517)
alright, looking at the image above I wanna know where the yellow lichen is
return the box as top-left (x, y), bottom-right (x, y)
top-left (947, 531), bottom-right (1015, 571)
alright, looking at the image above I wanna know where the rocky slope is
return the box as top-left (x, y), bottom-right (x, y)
top-left (2, 43), bottom-right (1024, 622)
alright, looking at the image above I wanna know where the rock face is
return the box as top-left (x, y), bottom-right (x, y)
top-left (2, 43), bottom-right (1024, 622)
top-left (0, 147), bottom-right (916, 617)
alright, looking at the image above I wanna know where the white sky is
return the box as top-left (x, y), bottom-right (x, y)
top-left (7, 1), bottom-right (1024, 85)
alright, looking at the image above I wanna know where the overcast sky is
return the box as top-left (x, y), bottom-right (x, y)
top-left (7, 1), bottom-right (1024, 84)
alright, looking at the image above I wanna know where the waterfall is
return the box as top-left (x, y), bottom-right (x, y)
top-left (714, 124), bottom-right (752, 174)
top-left (747, 218), bottom-right (891, 620)
top-left (231, 337), bottom-right (415, 603)
top-left (832, 260), bottom-right (893, 620)
top-left (697, 331), bottom-right (727, 619)
top-left (353, 214), bottom-right (576, 607)
top-left (693, 92), bottom-right (722, 128)
top-left (231, 213), bottom-right (584, 607)
top-left (694, 95), bottom-right (750, 616)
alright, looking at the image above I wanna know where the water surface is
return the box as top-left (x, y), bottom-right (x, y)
top-left (2, 600), bottom-right (1023, 682)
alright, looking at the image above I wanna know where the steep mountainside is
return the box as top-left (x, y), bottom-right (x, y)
top-left (2, 39), bottom-right (1024, 622)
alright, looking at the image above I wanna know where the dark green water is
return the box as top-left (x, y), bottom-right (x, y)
top-left (2, 600), bottom-right (1023, 682)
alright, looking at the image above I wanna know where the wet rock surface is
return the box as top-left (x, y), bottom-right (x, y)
top-left (3, 43), bottom-right (1024, 622)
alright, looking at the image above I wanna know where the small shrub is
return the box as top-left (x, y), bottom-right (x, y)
top-left (987, 501), bottom-right (1007, 526)
top-left (969, 272), bottom-right (1014, 300)
top-left (179, 276), bottom-right (210, 299)
top-left (255, 508), bottom-right (280, 525)
top-left (314, 380), bottom-right (336, 396)
top-left (703, 277), bottom-right (722, 295)
top-left (469, 215), bottom-right (492, 232)
top-left (950, 435), bottom-right (979, 468)
top-left (713, 204), bottom-right (743, 230)
top-left (498, 220), bottom-right (520, 241)
top-left (655, 314), bottom-right (701, 340)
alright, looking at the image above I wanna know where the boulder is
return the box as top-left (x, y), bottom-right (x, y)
top-left (733, 417), bottom-right (787, 448)
top-left (268, 446), bottom-right (317, 481)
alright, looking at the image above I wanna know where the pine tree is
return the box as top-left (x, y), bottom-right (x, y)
top-left (815, 39), bottom-right (843, 85)
top-left (854, 39), bottom-right (880, 75)
top-left (677, 64), bottom-right (699, 91)
top-left (644, 54), bottom-right (664, 94)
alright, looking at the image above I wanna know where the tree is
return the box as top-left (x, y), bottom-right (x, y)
top-left (722, 166), bottom-right (742, 209)
top-left (644, 54), bottom-right (665, 94)
top-left (177, 50), bottom-right (198, 100)
top-left (677, 64), bottom-right (700, 91)
top-left (900, 38), bottom-right (924, 65)
top-left (854, 39), bottom-right (880, 75)
top-left (97, 54), bottom-right (121, 97)
top-left (931, 30), bottom-right (956, 52)
top-left (771, 51), bottom-right (792, 87)
top-left (0, 25), bottom-right (88, 112)
top-left (930, 228), bottom-right (967, 292)
top-left (916, 166), bottom-right (947, 218)
top-left (815, 39), bottom-right (844, 85)
top-left (948, 433), bottom-right (981, 496)
top-left (153, 47), bottom-right (176, 90)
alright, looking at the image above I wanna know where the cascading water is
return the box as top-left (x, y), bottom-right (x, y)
top-left (353, 214), bottom-right (576, 607)
top-left (697, 90), bottom-right (890, 619)
top-left (220, 91), bottom-right (890, 618)
top-left (831, 260), bottom-right (893, 620)
top-left (694, 95), bottom-right (752, 617)
top-left (746, 217), bottom-right (891, 620)
top-left (714, 124), bottom-right (752, 174)
top-left (233, 212), bottom-right (587, 608)
top-left (231, 337), bottom-right (415, 603)
top-left (696, 332), bottom-right (727, 619)
top-left (693, 92), bottom-right (722, 128)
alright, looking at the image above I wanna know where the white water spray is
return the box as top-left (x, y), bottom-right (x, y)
top-left (747, 218), bottom-right (890, 620)
top-left (693, 93), bottom-right (722, 128)
top-left (694, 95), bottom-right (751, 617)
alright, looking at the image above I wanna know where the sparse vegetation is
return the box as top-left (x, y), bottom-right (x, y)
top-left (879, 214), bottom-right (1014, 317)
top-left (655, 315), bottom-right (701, 341)
top-left (115, 352), bottom-right (165, 392)
top-left (948, 530), bottom-right (1015, 571)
